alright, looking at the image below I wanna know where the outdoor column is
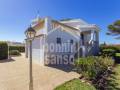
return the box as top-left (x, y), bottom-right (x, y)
top-left (44, 17), bottom-right (52, 33)
top-left (78, 32), bottom-right (81, 58)
top-left (91, 30), bottom-right (94, 40)
top-left (44, 17), bottom-right (52, 65)
top-left (96, 31), bottom-right (99, 45)
top-left (91, 30), bottom-right (95, 44)
top-left (96, 31), bottom-right (99, 53)
top-left (79, 32), bottom-right (82, 46)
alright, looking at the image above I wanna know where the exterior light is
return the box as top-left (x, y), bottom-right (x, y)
top-left (25, 25), bottom-right (36, 90)
top-left (25, 26), bottom-right (36, 40)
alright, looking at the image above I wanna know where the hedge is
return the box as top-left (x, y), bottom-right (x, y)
top-left (0, 42), bottom-right (8, 60)
top-left (114, 53), bottom-right (120, 63)
top-left (9, 46), bottom-right (25, 52)
top-left (9, 50), bottom-right (21, 56)
top-left (100, 45), bottom-right (120, 52)
top-left (99, 45), bottom-right (120, 57)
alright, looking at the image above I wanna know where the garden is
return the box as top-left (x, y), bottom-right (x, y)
top-left (54, 45), bottom-right (120, 90)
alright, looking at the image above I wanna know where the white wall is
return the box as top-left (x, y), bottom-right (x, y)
top-left (36, 29), bottom-right (45, 36)
top-left (36, 17), bottom-right (52, 35)
top-left (46, 28), bottom-right (78, 54)
top-left (44, 28), bottom-right (79, 65)
top-left (32, 36), bottom-right (45, 65)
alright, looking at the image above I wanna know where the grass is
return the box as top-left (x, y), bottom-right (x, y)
top-left (107, 64), bottom-right (120, 90)
top-left (54, 79), bottom-right (96, 90)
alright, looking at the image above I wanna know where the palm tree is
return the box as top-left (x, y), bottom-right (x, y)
top-left (107, 20), bottom-right (120, 39)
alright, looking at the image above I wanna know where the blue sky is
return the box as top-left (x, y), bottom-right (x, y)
top-left (0, 0), bottom-right (120, 44)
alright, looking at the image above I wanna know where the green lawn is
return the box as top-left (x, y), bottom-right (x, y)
top-left (54, 79), bottom-right (96, 90)
top-left (108, 64), bottom-right (120, 90)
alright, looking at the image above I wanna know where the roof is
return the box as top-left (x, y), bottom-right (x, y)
top-left (60, 19), bottom-right (100, 31)
top-left (52, 20), bottom-right (79, 31)
top-left (30, 17), bottom-right (100, 32)
top-left (60, 18), bottom-right (88, 25)
top-left (32, 19), bottom-right (45, 30)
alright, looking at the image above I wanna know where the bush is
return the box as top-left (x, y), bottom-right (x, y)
top-left (100, 45), bottom-right (120, 52)
top-left (75, 57), bottom-right (97, 79)
top-left (9, 46), bottom-right (25, 52)
top-left (9, 50), bottom-right (21, 56)
top-left (100, 45), bottom-right (120, 57)
top-left (97, 56), bottom-right (114, 70)
top-left (0, 42), bottom-right (8, 60)
top-left (100, 49), bottom-right (115, 57)
top-left (74, 56), bottom-right (114, 80)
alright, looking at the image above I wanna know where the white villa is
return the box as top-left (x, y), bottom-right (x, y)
top-left (25, 17), bottom-right (100, 65)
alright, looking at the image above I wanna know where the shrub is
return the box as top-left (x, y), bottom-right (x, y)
top-left (75, 57), bottom-right (97, 80)
top-left (9, 50), bottom-right (21, 56)
top-left (100, 45), bottom-right (120, 52)
top-left (9, 46), bottom-right (25, 52)
top-left (100, 49), bottom-right (115, 57)
top-left (99, 45), bottom-right (120, 57)
top-left (74, 56), bottom-right (114, 80)
top-left (0, 42), bottom-right (8, 60)
top-left (97, 56), bottom-right (114, 70)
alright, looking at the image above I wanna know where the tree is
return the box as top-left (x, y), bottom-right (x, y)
top-left (107, 20), bottom-right (120, 39)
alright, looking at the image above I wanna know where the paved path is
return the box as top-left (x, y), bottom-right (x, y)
top-left (0, 54), bottom-right (79, 90)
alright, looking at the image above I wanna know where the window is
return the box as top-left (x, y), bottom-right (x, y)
top-left (56, 37), bottom-right (61, 44)
top-left (70, 39), bottom-right (73, 44)
top-left (81, 34), bottom-right (84, 45)
top-left (81, 34), bottom-right (84, 40)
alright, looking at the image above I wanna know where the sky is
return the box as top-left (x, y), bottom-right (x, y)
top-left (0, 0), bottom-right (120, 44)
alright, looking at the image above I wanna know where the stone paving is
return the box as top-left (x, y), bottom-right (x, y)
top-left (0, 53), bottom-right (79, 90)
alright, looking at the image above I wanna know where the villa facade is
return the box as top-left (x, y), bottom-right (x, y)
top-left (25, 17), bottom-right (100, 65)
